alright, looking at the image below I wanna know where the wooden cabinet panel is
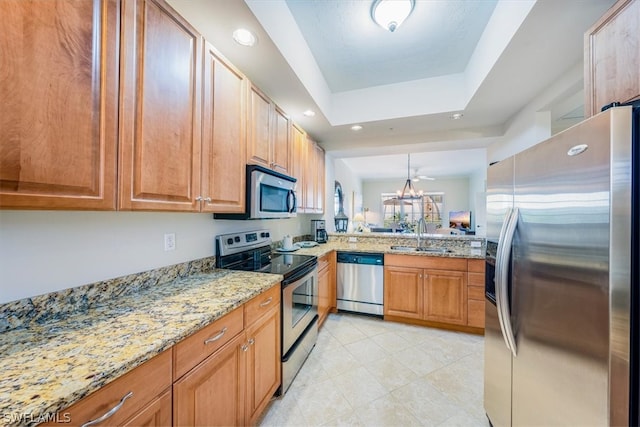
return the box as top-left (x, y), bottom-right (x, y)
top-left (467, 259), bottom-right (485, 273)
top-left (317, 251), bottom-right (336, 327)
top-left (119, 0), bottom-right (202, 211)
top-left (201, 42), bottom-right (246, 213)
top-left (467, 299), bottom-right (485, 329)
top-left (247, 85), bottom-right (272, 169)
top-left (384, 266), bottom-right (423, 319)
top-left (468, 285), bottom-right (485, 301)
top-left (385, 254), bottom-right (467, 271)
top-left (304, 136), bottom-right (316, 211)
top-left (245, 305), bottom-right (281, 425)
top-left (173, 306), bottom-right (244, 380)
top-left (122, 388), bottom-right (172, 427)
top-left (315, 143), bottom-right (325, 213)
top-left (0, 0), bottom-right (118, 210)
top-left (424, 270), bottom-right (467, 325)
top-left (585, 0), bottom-right (640, 116)
top-left (173, 332), bottom-right (246, 426)
top-left (291, 124), bottom-right (306, 211)
top-left (468, 272), bottom-right (485, 287)
top-left (272, 105), bottom-right (291, 174)
top-left (43, 351), bottom-right (172, 426)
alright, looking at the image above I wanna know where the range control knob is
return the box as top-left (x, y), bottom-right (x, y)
top-left (226, 238), bottom-right (233, 245)
top-left (234, 236), bottom-right (241, 243)
top-left (261, 232), bottom-right (270, 238)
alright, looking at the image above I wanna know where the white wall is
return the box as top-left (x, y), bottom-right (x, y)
top-left (362, 177), bottom-right (470, 229)
top-left (0, 211), bottom-right (313, 304)
top-left (332, 157), bottom-right (363, 231)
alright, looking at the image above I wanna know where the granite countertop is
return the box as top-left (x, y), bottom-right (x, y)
top-left (0, 269), bottom-right (282, 426)
top-left (287, 236), bottom-right (486, 259)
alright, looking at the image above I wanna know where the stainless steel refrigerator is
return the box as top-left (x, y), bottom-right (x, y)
top-left (484, 101), bottom-right (639, 426)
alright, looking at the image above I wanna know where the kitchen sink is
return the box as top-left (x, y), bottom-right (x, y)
top-left (390, 246), bottom-right (452, 254)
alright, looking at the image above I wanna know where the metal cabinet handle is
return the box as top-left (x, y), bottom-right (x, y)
top-left (81, 391), bottom-right (133, 427)
top-left (259, 297), bottom-right (273, 307)
top-left (248, 338), bottom-right (255, 346)
top-left (195, 196), bottom-right (203, 202)
top-left (204, 197), bottom-right (212, 203)
top-left (204, 327), bottom-right (228, 344)
top-left (241, 343), bottom-right (249, 352)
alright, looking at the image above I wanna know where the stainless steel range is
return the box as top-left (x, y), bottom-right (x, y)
top-left (215, 229), bottom-right (318, 394)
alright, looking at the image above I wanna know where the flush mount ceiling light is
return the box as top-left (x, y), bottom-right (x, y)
top-left (351, 125), bottom-right (363, 131)
top-left (232, 28), bottom-right (256, 46)
top-left (303, 110), bottom-right (316, 117)
top-left (371, 0), bottom-right (415, 32)
top-left (450, 113), bottom-right (464, 120)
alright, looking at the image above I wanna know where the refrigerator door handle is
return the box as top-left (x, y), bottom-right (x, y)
top-left (495, 208), bottom-right (514, 352)
top-left (497, 207), bottom-right (519, 357)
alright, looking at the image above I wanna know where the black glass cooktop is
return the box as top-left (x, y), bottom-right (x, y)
top-left (217, 244), bottom-right (316, 281)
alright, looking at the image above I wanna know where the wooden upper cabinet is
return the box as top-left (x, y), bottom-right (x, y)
top-left (304, 136), bottom-right (316, 212)
top-left (584, 0), bottom-right (640, 116)
top-left (119, 0), bottom-right (202, 211)
top-left (201, 42), bottom-right (247, 213)
top-left (247, 85), bottom-right (272, 170)
top-left (246, 85), bottom-right (291, 175)
top-left (0, 0), bottom-right (119, 210)
top-left (314, 142), bottom-right (325, 214)
top-left (272, 105), bottom-right (291, 175)
top-left (291, 123), bottom-right (306, 212)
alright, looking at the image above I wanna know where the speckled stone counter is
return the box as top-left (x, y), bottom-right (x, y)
top-left (0, 269), bottom-right (282, 426)
top-left (285, 233), bottom-right (486, 259)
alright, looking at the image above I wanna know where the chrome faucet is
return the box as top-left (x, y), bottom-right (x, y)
top-left (416, 217), bottom-right (426, 249)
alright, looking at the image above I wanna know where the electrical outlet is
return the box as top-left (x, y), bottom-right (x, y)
top-left (470, 249), bottom-right (482, 256)
top-left (470, 241), bottom-right (482, 248)
top-left (164, 233), bottom-right (176, 251)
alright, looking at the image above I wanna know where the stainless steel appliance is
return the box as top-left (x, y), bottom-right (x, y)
top-left (214, 165), bottom-right (297, 220)
top-left (215, 229), bottom-right (318, 394)
top-left (311, 219), bottom-right (327, 243)
top-left (336, 252), bottom-right (384, 316)
top-left (485, 101), bottom-right (639, 426)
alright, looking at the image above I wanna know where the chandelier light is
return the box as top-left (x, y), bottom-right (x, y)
top-left (397, 154), bottom-right (423, 199)
top-left (371, 0), bottom-right (415, 32)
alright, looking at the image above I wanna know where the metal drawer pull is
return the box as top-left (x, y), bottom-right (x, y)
top-left (259, 297), bottom-right (273, 307)
top-left (241, 343), bottom-right (249, 352)
top-left (204, 327), bottom-right (228, 344)
top-left (248, 338), bottom-right (255, 345)
top-left (81, 391), bottom-right (133, 427)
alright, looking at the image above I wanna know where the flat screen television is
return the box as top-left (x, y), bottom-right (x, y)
top-left (449, 210), bottom-right (471, 230)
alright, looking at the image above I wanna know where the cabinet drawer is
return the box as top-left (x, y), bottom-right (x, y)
top-left (468, 285), bottom-right (485, 301)
top-left (174, 306), bottom-right (244, 379)
top-left (468, 299), bottom-right (485, 328)
top-left (245, 285), bottom-right (281, 326)
top-left (468, 272), bottom-right (485, 288)
top-left (468, 259), bottom-right (485, 273)
top-left (43, 350), bottom-right (172, 426)
top-left (386, 254), bottom-right (467, 271)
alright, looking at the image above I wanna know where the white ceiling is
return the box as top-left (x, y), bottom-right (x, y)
top-left (167, 0), bottom-right (616, 181)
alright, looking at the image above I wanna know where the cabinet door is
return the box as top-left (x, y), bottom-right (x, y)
top-left (201, 42), bottom-right (246, 213)
top-left (247, 85), bottom-right (272, 169)
top-left (173, 332), bottom-right (246, 426)
top-left (383, 266), bottom-right (423, 319)
top-left (119, 0), bottom-right (202, 211)
top-left (304, 137), bottom-right (316, 211)
top-left (584, 0), bottom-right (640, 116)
top-left (122, 388), bottom-right (172, 427)
top-left (318, 262), bottom-right (331, 327)
top-left (291, 124), bottom-right (306, 212)
top-left (314, 143), bottom-right (325, 214)
top-left (0, 0), bottom-right (118, 210)
top-left (272, 105), bottom-right (291, 174)
top-left (245, 305), bottom-right (281, 425)
top-left (424, 269), bottom-right (467, 325)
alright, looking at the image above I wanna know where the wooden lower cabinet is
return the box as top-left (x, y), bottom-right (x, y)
top-left (467, 259), bottom-right (486, 328)
top-left (245, 304), bottom-right (281, 425)
top-left (384, 255), bottom-right (483, 333)
top-left (41, 350), bottom-right (172, 426)
top-left (317, 251), bottom-right (336, 327)
top-left (174, 286), bottom-right (281, 426)
top-left (173, 332), bottom-right (246, 426)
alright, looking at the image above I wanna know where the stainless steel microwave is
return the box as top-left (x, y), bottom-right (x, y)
top-left (214, 165), bottom-right (297, 220)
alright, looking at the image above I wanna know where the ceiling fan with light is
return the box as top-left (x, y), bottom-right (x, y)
top-left (411, 168), bottom-right (435, 182)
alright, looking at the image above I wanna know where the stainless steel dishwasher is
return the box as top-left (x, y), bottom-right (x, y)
top-left (336, 252), bottom-right (384, 316)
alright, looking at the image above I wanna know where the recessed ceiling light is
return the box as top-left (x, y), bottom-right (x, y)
top-left (233, 28), bottom-right (256, 47)
top-left (303, 110), bottom-right (316, 117)
top-left (450, 113), bottom-right (464, 120)
top-left (351, 125), bottom-right (363, 131)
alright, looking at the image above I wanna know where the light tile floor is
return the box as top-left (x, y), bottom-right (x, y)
top-left (259, 313), bottom-right (489, 427)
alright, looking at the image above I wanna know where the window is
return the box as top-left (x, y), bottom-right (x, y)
top-left (381, 192), bottom-right (444, 232)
